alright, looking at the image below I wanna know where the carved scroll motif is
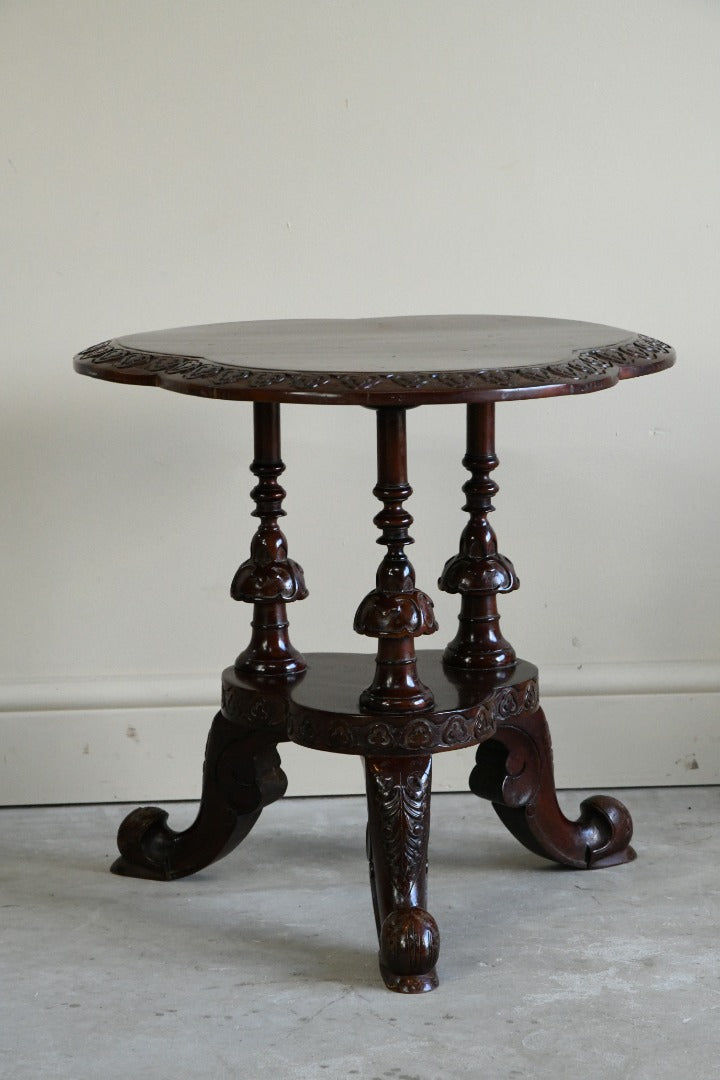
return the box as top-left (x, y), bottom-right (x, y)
top-left (470, 707), bottom-right (636, 869)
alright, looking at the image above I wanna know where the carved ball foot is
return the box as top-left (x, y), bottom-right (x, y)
top-left (378, 908), bottom-right (440, 994)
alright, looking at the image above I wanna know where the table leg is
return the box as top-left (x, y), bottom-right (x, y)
top-left (470, 705), bottom-right (636, 869)
top-left (438, 401), bottom-right (518, 668)
top-left (112, 708), bottom-right (288, 880)
top-left (112, 401), bottom-right (304, 878)
top-left (232, 401), bottom-right (307, 676)
top-left (441, 403), bottom-right (635, 868)
top-left (365, 755), bottom-right (440, 993)
top-left (354, 406), bottom-right (438, 712)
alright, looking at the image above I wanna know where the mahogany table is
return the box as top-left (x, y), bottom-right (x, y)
top-left (74, 315), bottom-right (674, 993)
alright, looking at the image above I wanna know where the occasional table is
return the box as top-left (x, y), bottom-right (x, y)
top-left (74, 315), bottom-right (674, 993)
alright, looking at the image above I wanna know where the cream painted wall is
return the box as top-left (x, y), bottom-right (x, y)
top-left (1, 1), bottom-right (719, 803)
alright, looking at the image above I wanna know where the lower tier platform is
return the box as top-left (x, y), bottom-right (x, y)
top-left (221, 650), bottom-right (539, 756)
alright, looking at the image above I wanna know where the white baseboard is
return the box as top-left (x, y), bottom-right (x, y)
top-left (1, 662), bottom-right (718, 805)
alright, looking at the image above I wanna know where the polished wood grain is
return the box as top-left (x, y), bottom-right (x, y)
top-left (231, 402), bottom-right (307, 676)
top-left (366, 756), bottom-right (439, 993)
top-left (470, 707), bottom-right (636, 869)
top-left (354, 406), bottom-right (438, 713)
top-left (439, 401), bottom-right (518, 668)
top-left (229, 651), bottom-right (539, 756)
top-left (74, 314), bottom-right (674, 405)
top-left (112, 707), bottom-right (288, 881)
top-left (76, 315), bottom-right (672, 993)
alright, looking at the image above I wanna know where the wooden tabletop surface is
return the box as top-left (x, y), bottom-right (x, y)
top-left (74, 314), bottom-right (674, 405)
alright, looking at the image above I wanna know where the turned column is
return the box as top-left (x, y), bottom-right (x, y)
top-left (231, 402), bottom-right (307, 676)
top-left (354, 407), bottom-right (438, 712)
top-left (439, 402), bottom-right (518, 669)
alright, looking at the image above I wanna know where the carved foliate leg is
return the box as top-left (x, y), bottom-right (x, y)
top-left (470, 706), bottom-right (636, 869)
top-left (111, 709), bottom-right (288, 881)
top-left (439, 402), bottom-right (518, 669)
top-left (365, 756), bottom-right (440, 993)
top-left (354, 407), bottom-right (438, 713)
top-left (232, 402), bottom-right (307, 676)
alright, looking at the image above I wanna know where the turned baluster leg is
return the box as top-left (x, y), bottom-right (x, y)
top-left (111, 402), bottom-right (306, 880)
top-left (354, 406), bottom-right (438, 712)
top-left (232, 401), bottom-right (307, 676)
top-left (438, 402), bottom-right (518, 669)
top-left (442, 404), bottom-right (636, 868)
top-left (365, 756), bottom-right (439, 993)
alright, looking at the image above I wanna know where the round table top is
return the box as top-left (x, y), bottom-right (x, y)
top-left (74, 315), bottom-right (674, 406)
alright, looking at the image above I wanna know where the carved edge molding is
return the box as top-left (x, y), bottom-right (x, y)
top-left (287, 674), bottom-right (539, 755)
top-left (221, 684), bottom-right (291, 739)
top-left (75, 335), bottom-right (674, 398)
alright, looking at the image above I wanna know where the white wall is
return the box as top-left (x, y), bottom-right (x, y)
top-left (2, 0), bottom-right (719, 804)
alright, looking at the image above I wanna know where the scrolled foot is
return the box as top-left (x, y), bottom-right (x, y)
top-left (112, 806), bottom-right (199, 881)
top-left (572, 794), bottom-right (635, 869)
top-left (111, 710), bottom-right (287, 881)
top-left (470, 707), bottom-right (636, 869)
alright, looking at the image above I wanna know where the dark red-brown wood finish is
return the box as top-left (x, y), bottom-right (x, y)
top-left (231, 401), bottom-right (307, 677)
top-left (354, 406), bottom-right (438, 713)
top-left (439, 402), bottom-right (519, 669)
top-left (74, 315), bottom-right (672, 993)
top-left (74, 314), bottom-right (674, 405)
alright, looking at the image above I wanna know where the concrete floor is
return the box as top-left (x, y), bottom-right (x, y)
top-left (1, 788), bottom-right (719, 1080)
